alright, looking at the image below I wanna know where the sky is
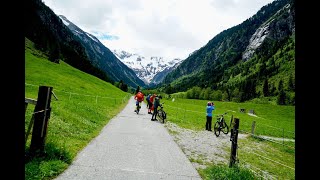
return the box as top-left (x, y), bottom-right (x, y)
top-left (43, 0), bottom-right (274, 60)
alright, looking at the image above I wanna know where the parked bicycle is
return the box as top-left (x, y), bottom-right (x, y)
top-left (214, 112), bottom-right (229, 137)
top-left (157, 103), bottom-right (167, 123)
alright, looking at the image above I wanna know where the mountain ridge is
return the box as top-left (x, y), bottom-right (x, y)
top-left (58, 15), bottom-right (146, 88)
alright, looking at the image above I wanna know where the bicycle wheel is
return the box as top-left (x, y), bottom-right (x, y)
top-left (157, 110), bottom-right (164, 123)
top-left (214, 121), bottom-right (220, 137)
top-left (159, 110), bottom-right (166, 123)
top-left (162, 110), bottom-right (167, 123)
top-left (136, 105), bottom-right (140, 114)
top-left (221, 120), bottom-right (229, 134)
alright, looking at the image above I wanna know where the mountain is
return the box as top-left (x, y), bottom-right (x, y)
top-left (25, 0), bottom-right (112, 83)
top-left (161, 0), bottom-right (295, 104)
top-left (58, 15), bottom-right (146, 88)
top-left (113, 50), bottom-right (183, 85)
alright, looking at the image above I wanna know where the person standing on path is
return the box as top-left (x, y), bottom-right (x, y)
top-left (151, 95), bottom-right (160, 121)
top-left (149, 94), bottom-right (156, 114)
top-left (146, 94), bottom-right (152, 114)
top-left (206, 101), bottom-right (215, 131)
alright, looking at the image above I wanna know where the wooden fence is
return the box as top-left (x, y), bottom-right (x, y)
top-left (25, 86), bottom-right (53, 156)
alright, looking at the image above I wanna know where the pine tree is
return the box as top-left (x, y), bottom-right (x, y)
top-left (288, 75), bottom-right (295, 91)
top-left (277, 80), bottom-right (286, 105)
top-left (263, 78), bottom-right (269, 97)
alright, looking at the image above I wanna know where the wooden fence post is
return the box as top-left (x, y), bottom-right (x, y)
top-left (30, 86), bottom-right (53, 155)
top-left (25, 102), bottom-right (28, 114)
top-left (229, 118), bottom-right (239, 168)
top-left (251, 121), bottom-right (256, 136)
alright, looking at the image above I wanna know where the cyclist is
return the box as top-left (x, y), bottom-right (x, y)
top-left (134, 90), bottom-right (144, 112)
top-left (205, 101), bottom-right (215, 131)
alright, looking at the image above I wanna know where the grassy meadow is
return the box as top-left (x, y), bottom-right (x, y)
top-left (25, 36), bottom-right (295, 179)
top-left (159, 97), bottom-right (295, 139)
top-left (25, 38), bottom-right (131, 180)
top-left (158, 97), bottom-right (295, 179)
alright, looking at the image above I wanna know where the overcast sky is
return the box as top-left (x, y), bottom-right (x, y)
top-left (43, 0), bottom-right (274, 60)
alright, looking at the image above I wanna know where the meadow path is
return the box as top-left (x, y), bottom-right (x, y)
top-left (55, 96), bottom-right (201, 180)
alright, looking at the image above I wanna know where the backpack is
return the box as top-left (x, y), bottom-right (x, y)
top-left (136, 92), bottom-right (143, 101)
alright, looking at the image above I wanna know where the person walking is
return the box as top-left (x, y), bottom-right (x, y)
top-left (151, 95), bottom-right (160, 121)
top-left (205, 101), bottom-right (215, 131)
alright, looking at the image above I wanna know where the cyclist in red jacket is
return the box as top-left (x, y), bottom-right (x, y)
top-left (134, 91), bottom-right (144, 112)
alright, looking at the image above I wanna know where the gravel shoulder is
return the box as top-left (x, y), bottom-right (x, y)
top-left (164, 122), bottom-right (248, 170)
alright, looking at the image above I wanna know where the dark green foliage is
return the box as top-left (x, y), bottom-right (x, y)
top-left (288, 75), bottom-right (295, 91)
top-left (48, 40), bottom-right (61, 63)
top-left (164, 84), bottom-right (175, 94)
top-left (263, 78), bottom-right (269, 97)
top-left (277, 79), bottom-right (286, 105)
top-left (115, 80), bottom-right (129, 92)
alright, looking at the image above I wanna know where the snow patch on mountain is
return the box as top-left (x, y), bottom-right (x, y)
top-left (113, 49), bottom-right (182, 84)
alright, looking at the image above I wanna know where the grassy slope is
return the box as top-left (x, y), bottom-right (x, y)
top-left (25, 38), bottom-right (131, 180)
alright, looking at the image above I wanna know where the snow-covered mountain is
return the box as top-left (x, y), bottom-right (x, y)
top-left (113, 50), bottom-right (183, 85)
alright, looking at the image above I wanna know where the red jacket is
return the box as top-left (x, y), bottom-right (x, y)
top-left (149, 95), bottom-right (155, 103)
top-left (134, 92), bottom-right (144, 102)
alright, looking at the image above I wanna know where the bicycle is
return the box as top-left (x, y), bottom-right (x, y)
top-left (156, 103), bottom-right (167, 123)
top-left (135, 101), bottom-right (142, 114)
top-left (213, 112), bottom-right (229, 137)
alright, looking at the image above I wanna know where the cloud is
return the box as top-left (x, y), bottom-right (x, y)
top-left (43, 0), bottom-right (274, 60)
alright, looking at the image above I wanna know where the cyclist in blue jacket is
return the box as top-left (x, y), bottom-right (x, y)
top-left (206, 101), bottom-right (215, 131)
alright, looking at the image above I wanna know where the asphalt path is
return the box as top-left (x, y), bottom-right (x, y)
top-left (55, 96), bottom-right (201, 180)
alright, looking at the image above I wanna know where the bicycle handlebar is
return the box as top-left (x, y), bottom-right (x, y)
top-left (216, 112), bottom-right (228, 117)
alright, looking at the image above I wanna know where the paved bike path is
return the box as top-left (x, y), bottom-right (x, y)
top-left (55, 96), bottom-right (201, 180)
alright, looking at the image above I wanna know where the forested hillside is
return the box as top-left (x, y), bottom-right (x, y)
top-left (25, 0), bottom-right (113, 83)
top-left (161, 0), bottom-right (295, 105)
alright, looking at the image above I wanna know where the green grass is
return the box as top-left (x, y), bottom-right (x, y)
top-left (159, 97), bottom-right (295, 179)
top-left (233, 136), bottom-right (295, 179)
top-left (199, 165), bottom-right (258, 180)
top-left (25, 38), bottom-right (131, 180)
top-left (160, 97), bottom-right (295, 139)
